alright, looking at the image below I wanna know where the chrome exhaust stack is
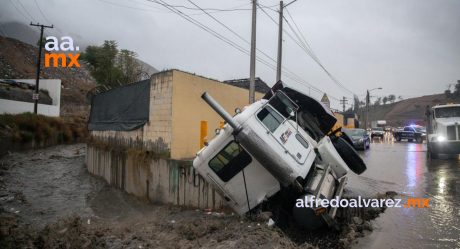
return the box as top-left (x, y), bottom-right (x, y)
top-left (201, 92), bottom-right (241, 133)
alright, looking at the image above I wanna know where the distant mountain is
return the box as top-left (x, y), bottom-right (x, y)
top-left (0, 21), bottom-right (159, 74)
top-left (0, 21), bottom-right (39, 46)
top-left (360, 93), bottom-right (456, 126)
top-left (137, 58), bottom-right (159, 75)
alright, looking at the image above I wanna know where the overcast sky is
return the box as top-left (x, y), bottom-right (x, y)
top-left (1, 0), bottom-right (459, 108)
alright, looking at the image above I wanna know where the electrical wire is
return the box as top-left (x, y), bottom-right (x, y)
top-left (147, 0), bottom-right (340, 103)
top-left (16, 0), bottom-right (37, 22)
top-left (259, 3), bottom-right (356, 98)
top-left (33, 0), bottom-right (53, 24)
top-left (283, 9), bottom-right (356, 97)
top-left (8, 0), bottom-right (31, 21)
top-left (185, 0), bottom-right (340, 101)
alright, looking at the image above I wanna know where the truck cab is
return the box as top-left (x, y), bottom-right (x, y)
top-left (193, 85), bottom-right (362, 229)
top-left (427, 104), bottom-right (460, 158)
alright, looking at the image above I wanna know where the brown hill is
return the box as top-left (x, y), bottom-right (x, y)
top-left (0, 35), bottom-right (96, 119)
top-left (363, 93), bottom-right (456, 127)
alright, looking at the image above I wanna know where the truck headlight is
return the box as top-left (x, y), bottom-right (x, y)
top-left (437, 136), bottom-right (446, 142)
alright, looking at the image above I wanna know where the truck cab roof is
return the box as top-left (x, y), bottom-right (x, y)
top-left (433, 103), bottom-right (460, 109)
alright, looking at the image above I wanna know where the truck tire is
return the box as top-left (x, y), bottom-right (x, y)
top-left (416, 137), bottom-right (423, 143)
top-left (331, 136), bottom-right (367, 175)
top-left (408, 139), bottom-right (413, 142)
top-left (395, 135), bottom-right (401, 141)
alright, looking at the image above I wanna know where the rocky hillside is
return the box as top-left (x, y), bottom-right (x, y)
top-left (0, 35), bottom-right (96, 119)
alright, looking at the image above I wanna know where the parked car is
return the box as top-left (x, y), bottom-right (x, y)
top-left (371, 127), bottom-right (385, 139)
top-left (342, 128), bottom-right (370, 150)
top-left (393, 126), bottom-right (426, 143)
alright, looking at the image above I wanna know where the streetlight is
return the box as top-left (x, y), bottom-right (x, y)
top-left (365, 87), bottom-right (382, 129)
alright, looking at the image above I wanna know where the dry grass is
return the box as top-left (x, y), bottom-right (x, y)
top-left (0, 113), bottom-right (87, 144)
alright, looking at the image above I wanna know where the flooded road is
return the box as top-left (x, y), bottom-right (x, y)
top-left (0, 141), bottom-right (458, 248)
top-left (351, 136), bottom-right (459, 249)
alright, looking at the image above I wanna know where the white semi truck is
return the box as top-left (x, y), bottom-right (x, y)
top-left (193, 83), bottom-right (366, 229)
top-left (427, 104), bottom-right (460, 159)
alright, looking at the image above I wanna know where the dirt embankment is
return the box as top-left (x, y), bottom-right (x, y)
top-left (0, 145), bottom-right (389, 249)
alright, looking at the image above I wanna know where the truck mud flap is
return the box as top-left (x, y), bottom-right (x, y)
top-left (331, 136), bottom-right (367, 175)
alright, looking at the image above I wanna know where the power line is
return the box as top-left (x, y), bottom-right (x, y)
top-left (283, 10), bottom-right (356, 96)
top-left (256, 5), bottom-right (331, 94)
top-left (259, 4), bottom-right (356, 97)
top-left (16, 0), bottom-right (37, 22)
top-left (8, 0), bottom-right (30, 21)
top-left (97, 0), bottom-right (165, 13)
top-left (148, 0), bottom-right (340, 103)
top-left (33, 0), bottom-right (53, 24)
top-left (184, 0), bottom-right (338, 100)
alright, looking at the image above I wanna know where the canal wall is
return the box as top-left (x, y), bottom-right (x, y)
top-left (85, 137), bottom-right (224, 209)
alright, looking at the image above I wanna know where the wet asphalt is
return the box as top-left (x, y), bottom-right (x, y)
top-left (349, 134), bottom-right (459, 249)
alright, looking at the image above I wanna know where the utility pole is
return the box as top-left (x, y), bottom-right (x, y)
top-left (275, 0), bottom-right (298, 83)
top-left (340, 96), bottom-right (348, 113)
top-left (30, 22), bottom-right (53, 114)
top-left (365, 90), bottom-right (370, 130)
top-left (276, 1), bottom-right (283, 83)
top-left (249, 0), bottom-right (257, 104)
top-left (364, 87), bottom-right (382, 129)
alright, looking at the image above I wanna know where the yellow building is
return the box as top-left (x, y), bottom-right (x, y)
top-left (332, 112), bottom-right (359, 130)
top-left (89, 69), bottom-right (265, 159)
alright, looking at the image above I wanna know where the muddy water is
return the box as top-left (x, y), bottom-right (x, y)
top-left (350, 138), bottom-right (459, 249)
top-left (0, 144), bottom-right (153, 227)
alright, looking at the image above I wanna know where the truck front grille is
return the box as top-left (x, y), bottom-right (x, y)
top-left (447, 125), bottom-right (458, 140)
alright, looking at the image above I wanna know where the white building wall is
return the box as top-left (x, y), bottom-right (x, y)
top-left (0, 79), bottom-right (61, 116)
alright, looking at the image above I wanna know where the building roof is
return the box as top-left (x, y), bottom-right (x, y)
top-left (223, 78), bottom-right (271, 94)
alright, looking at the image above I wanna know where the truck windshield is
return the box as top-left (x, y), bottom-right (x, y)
top-left (372, 127), bottom-right (383, 131)
top-left (435, 106), bottom-right (460, 118)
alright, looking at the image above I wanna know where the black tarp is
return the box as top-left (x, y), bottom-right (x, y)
top-left (88, 80), bottom-right (150, 131)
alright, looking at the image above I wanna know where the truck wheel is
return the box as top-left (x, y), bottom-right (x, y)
top-left (331, 137), bottom-right (367, 175)
top-left (408, 139), bottom-right (413, 142)
top-left (416, 137), bottom-right (423, 143)
top-left (395, 135), bottom-right (401, 141)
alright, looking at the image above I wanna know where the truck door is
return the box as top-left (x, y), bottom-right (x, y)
top-left (256, 105), bottom-right (309, 164)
